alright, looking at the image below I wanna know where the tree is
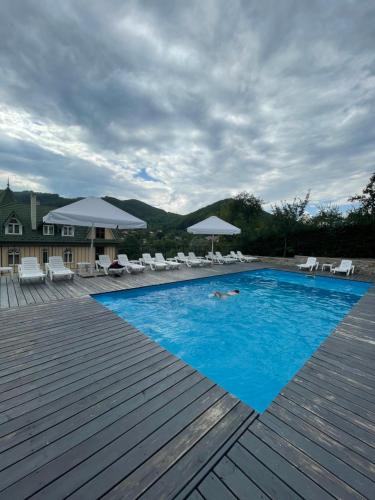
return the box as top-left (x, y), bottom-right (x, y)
top-left (348, 172), bottom-right (375, 219)
top-left (232, 192), bottom-right (264, 221)
top-left (271, 191), bottom-right (310, 256)
top-left (312, 204), bottom-right (343, 228)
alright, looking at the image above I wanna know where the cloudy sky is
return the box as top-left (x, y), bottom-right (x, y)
top-left (0, 0), bottom-right (374, 214)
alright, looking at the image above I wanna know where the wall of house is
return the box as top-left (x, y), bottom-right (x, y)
top-left (0, 245), bottom-right (117, 272)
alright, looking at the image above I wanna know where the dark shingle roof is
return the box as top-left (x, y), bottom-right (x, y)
top-left (0, 192), bottom-right (121, 245)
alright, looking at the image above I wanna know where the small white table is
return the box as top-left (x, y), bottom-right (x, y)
top-left (77, 262), bottom-right (91, 276)
top-left (0, 267), bottom-right (14, 278)
top-left (321, 263), bottom-right (335, 272)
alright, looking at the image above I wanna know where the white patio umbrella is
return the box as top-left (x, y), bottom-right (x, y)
top-left (187, 216), bottom-right (241, 254)
top-left (43, 197), bottom-right (147, 271)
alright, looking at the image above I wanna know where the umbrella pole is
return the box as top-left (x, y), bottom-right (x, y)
top-left (90, 223), bottom-right (94, 275)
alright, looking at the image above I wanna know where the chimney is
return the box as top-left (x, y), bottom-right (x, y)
top-left (30, 192), bottom-right (37, 230)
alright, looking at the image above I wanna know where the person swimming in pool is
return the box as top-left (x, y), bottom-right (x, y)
top-left (213, 289), bottom-right (240, 299)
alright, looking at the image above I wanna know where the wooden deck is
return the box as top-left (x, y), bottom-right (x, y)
top-left (0, 265), bottom-right (374, 498)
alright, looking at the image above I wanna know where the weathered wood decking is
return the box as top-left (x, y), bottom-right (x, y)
top-left (0, 265), bottom-right (374, 498)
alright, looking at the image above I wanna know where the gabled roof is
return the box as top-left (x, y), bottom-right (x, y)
top-left (0, 187), bottom-right (16, 205)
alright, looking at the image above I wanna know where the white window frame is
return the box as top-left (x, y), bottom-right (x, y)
top-left (5, 217), bottom-right (23, 235)
top-left (43, 224), bottom-right (54, 236)
top-left (8, 248), bottom-right (20, 265)
top-left (63, 248), bottom-right (73, 264)
top-left (62, 225), bottom-right (75, 237)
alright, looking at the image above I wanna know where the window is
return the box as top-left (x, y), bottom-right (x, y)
top-left (5, 217), bottom-right (22, 235)
top-left (8, 248), bottom-right (20, 265)
top-left (95, 227), bottom-right (105, 239)
top-left (62, 226), bottom-right (74, 237)
top-left (63, 248), bottom-right (73, 263)
top-left (43, 225), bottom-right (54, 236)
top-left (42, 248), bottom-right (49, 264)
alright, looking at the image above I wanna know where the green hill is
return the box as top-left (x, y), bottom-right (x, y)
top-left (103, 197), bottom-right (183, 229)
top-left (3, 190), bottom-right (270, 231)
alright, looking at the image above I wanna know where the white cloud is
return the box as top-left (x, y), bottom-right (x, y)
top-left (0, 0), bottom-right (374, 214)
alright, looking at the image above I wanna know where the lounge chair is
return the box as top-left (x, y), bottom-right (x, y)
top-left (297, 257), bottom-right (319, 271)
top-left (117, 254), bottom-right (145, 273)
top-left (215, 251), bottom-right (237, 264)
top-left (206, 251), bottom-right (224, 264)
top-left (332, 260), bottom-right (355, 276)
top-left (188, 252), bottom-right (211, 266)
top-left (235, 251), bottom-right (259, 262)
top-left (18, 257), bottom-right (46, 284)
top-left (46, 256), bottom-right (74, 281)
top-left (175, 252), bottom-right (202, 267)
top-left (155, 253), bottom-right (181, 270)
top-left (96, 255), bottom-right (124, 276)
top-left (142, 253), bottom-right (168, 271)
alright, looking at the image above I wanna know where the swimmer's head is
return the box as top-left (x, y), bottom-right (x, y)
top-left (233, 290), bottom-right (240, 294)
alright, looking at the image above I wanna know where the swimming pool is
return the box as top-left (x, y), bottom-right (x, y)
top-left (94, 269), bottom-right (371, 412)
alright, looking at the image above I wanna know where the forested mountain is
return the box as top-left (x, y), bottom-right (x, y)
top-left (6, 190), bottom-right (266, 230)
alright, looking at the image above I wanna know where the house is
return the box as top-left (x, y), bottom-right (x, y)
top-left (0, 185), bottom-right (122, 271)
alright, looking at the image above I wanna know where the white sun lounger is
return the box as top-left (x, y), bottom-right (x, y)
top-left (235, 251), bottom-right (259, 262)
top-left (332, 259), bottom-right (355, 276)
top-left (96, 255), bottom-right (124, 276)
top-left (155, 253), bottom-right (181, 270)
top-left (188, 252), bottom-right (211, 266)
top-left (206, 251), bottom-right (224, 264)
top-left (18, 257), bottom-right (46, 284)
top-left (297, 257), bottom-right (319, 271)
top-left (46, 256), bottom-right (74, 281)
top-left (142, 253), bottom-right (168, 271)
top-left (117, 254), bottom-right (145, 273)
top-left (215, 251), bottom-right (237, 264)
top-left (175, 252), bottom-right (202, 267)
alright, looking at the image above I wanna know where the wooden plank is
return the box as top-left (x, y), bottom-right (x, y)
top-left (1, 348), bottom-right (168, 424)
top-left (246, 424), bottom-right (360, 500)
top-left (256, 415), bottom-right (373, 499)
top-left (197, 472), bottom-right (237, 499)
top-left (275, 395), bottom-right (375, 463)
top-left (0, 341), bottom-right (159, 412)
top-left (0, 328), bottom-right (147, 388)
top-left (115, 401), bottom-right (254, 500)
top-left (0, 361), bottom-right (189, 471)
top-left (268, 402), bottom-right (375, 480)
top-left (239, 430), bottom-right (330, 500)
top-left (213, 456), bottom-right (266, 499)
top-left (0, 376), bottom-right (215, 497)
top-left (0, 352), bottom-right (173, 440)
top-left (282, 383), bottom-right (375, 445)
top-left (292, 374), bottom-right (375, 423)
top-left (100, 394), bottom-right (240, 500)
top-left (0, 277), bottom-right (9, 309)
top-left (227, 442), bottom-right (301, 499)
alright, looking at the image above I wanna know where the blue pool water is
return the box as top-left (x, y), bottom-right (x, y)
top-left (94, 270), bottom-right (371, 412)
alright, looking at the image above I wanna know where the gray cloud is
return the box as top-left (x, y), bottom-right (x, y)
top-left (0, 0), bottom-right (374, 213)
